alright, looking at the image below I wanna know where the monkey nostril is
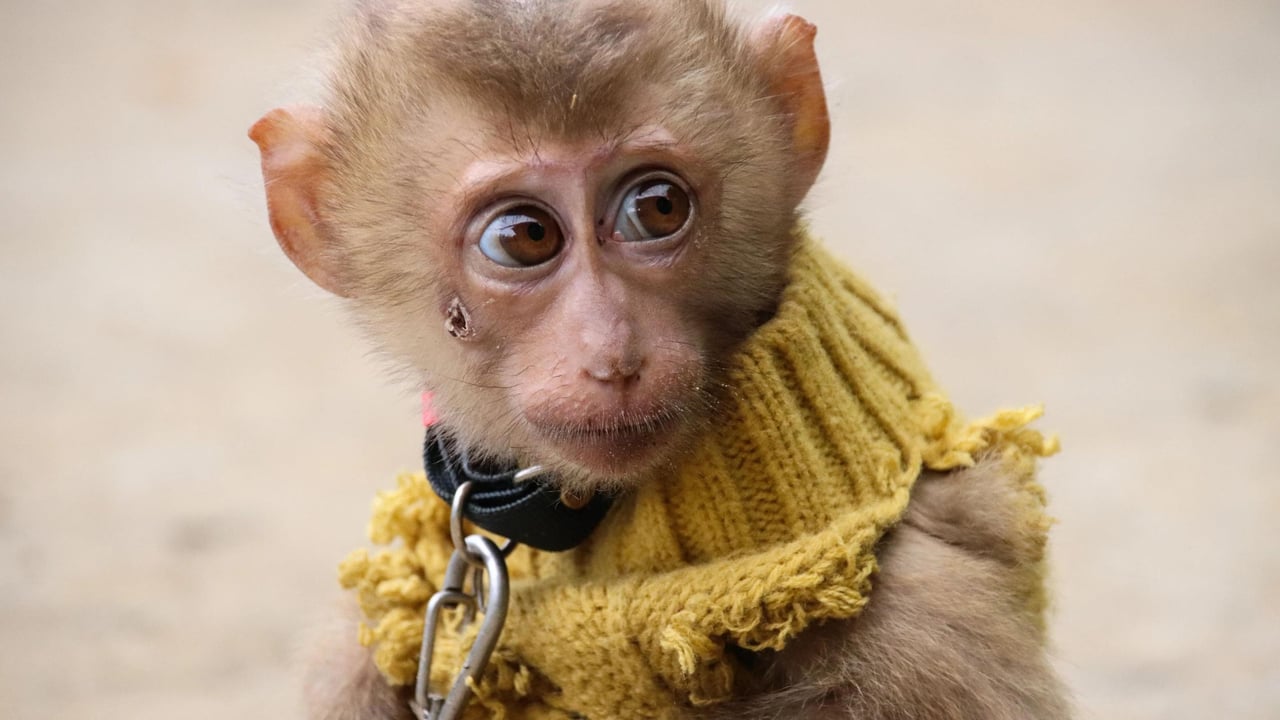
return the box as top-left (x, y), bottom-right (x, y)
top-left (586, 357), bottom-right (643, 384)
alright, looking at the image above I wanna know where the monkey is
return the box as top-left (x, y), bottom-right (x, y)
top-left (250, 1), bottom-right (1071, 718)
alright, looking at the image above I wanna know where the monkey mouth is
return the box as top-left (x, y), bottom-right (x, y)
top-left (559, 416), bottom-right (673, 441)
top-left (525, 412), bottom-right (682, 476)
top-left (539, 415), bottom-right (677, 446)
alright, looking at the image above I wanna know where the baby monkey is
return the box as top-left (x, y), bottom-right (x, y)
top-left (251, 0), bottom-right (1070, 718)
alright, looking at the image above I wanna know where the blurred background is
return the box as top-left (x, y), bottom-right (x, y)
top-left (1, 1), bottom-right (1276, 718)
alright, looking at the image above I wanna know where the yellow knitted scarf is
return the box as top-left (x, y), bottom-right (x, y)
top-left (339, 235), bottom-right (1058, 719)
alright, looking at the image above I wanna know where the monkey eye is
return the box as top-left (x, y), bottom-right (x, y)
top-left (614, 178), bottom-right (692, 242)
top-left (478, 205), bottom-right (565, 268)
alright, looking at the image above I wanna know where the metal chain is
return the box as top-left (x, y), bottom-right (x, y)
top-left (411, 481), bottom-right (513, 720)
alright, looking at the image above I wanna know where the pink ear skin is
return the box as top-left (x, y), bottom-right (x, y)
top-left (752, 14), bottom-right (831, 201)
top-left (249, 106), bottom-right (350, 298)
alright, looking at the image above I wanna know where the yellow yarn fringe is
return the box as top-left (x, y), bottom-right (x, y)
top-left (339, 234), bottom-right (1057, 718)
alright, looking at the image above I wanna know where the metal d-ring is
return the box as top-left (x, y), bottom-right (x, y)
top-left (449, 482), bottom-right (481, 566)
top-left (450, 480), bottom-right (521, 563)
top-left (512, 464), bottom-right (550, 484)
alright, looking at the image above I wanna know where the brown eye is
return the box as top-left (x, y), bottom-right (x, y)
top-left (614, 178), bottom-right (692, 242)
top-left (478, 206), bottom-right (564, 267)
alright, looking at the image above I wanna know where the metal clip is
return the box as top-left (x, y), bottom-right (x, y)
top-left (411, 483), bottom-right (512, 720)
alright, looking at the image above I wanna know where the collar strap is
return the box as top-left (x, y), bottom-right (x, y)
top-left (423, 427), bottom-right (615, 552)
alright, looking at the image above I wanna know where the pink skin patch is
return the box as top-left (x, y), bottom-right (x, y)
top-left (421, 392), bottom-right (440, 427)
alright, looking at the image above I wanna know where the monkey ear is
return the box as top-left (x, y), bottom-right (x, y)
top-left (249, 106), bottom-right (350, 298)
top-left (752, 15), bottom-right (831, 201)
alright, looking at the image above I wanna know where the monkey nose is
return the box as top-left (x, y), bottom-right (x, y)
top-left (584, 355), bottom-right (643, 384)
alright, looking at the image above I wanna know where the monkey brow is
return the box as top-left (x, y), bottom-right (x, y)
top-left (450, 133), bottom-right (687, 205)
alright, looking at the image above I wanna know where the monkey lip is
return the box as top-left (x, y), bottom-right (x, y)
top-left (525, 412), bottom-right (681, 472)
top-left (539, 415), bottom-right (674, 444)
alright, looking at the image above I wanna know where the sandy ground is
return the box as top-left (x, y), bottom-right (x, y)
top-left (1, 1), bottom-right (1276, 718)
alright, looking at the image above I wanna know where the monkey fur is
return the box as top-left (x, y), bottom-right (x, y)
top-left (251, 1), bottom-right (1071, 718)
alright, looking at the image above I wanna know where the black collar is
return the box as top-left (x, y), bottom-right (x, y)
top-left (423, 427), bottom-right (615, 552)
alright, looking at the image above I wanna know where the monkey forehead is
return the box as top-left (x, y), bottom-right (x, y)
top-left (331, 0), bottom-right (760, 138)
top-left (356, 0), bottom-right (627, 15)
top-left (456, 125), bottom-right (683, 187)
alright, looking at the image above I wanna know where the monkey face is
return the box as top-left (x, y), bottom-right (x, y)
top-left (418, 130), bottom-right (721, 483)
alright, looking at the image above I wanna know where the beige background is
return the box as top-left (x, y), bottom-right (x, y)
top-left (1, 1), bottom-right (1277, 718)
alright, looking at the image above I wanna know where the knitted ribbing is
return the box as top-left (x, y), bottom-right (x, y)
top-left (338, 233), bottom-right (1058, 719)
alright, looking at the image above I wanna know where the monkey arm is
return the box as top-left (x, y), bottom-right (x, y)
top-left (715, 458), bottom-right (1072, 720)
top-left (302, 597), bottom-right (414, 720)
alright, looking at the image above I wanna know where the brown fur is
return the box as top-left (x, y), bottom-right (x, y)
top-left (302, 599), bottom-right (413, 720)
top-left (252, 1), bottom-right (1068, 718)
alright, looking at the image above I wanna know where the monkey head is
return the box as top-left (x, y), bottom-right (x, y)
top-left (249, 1), bottom-right (828, 491)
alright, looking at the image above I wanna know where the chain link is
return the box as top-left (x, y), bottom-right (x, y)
top-left (411, 482), bottom-right (513, 720)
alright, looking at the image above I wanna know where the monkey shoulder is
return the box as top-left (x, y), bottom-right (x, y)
top-left (717, 458), bottom-right (1069, 719)
top-left (901, 455), bottom-right (1053, 572)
